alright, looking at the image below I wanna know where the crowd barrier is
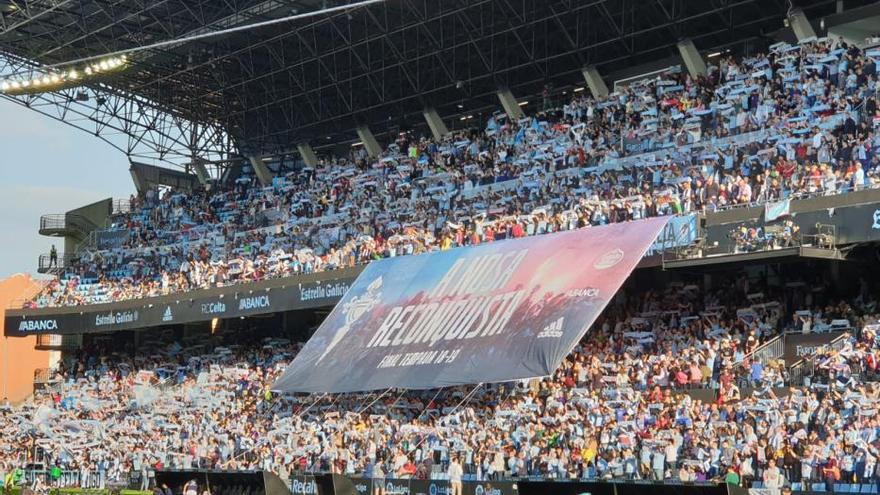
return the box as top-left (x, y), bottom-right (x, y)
top-left (289, 476), bottom-right (749, 495)
top-left (155, 470), bottom-right (289, 495)
top-left (292, 476), bottom-right (517, 495)
top-left (5, 267), bottom-right (361, 336)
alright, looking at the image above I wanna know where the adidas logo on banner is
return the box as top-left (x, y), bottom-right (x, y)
top-left (537, 317), bottom-right (564, 339)
top-left (162, 306), bottom-right (174, 322)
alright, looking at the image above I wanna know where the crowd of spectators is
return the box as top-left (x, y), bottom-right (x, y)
top-left (27, 36), bottom-right (880, 308)
top-left (5, 271), bottom-right (880, 495)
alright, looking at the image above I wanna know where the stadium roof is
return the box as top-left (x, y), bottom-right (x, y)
top-left (0, 0), bottom-right (872, 172)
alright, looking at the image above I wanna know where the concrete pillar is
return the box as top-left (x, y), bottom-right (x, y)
top-left (677, 39), bottom-right (707, 79)
top-left (422, 107), bottom-right (450, 141)
top-left (129, 166), bottom-right (147, 195)
top-left (297, 143), bottom-right (319, 168)
top-left (356, 125), bottom-right (383, 158)
top-left (496, 87), bottom-right (525, 120)
top-left (788, 8), bottom-right (817, 42)
top-left (191, 161), bottom-right (210, 188)
top-left (581, 66), bottom-right (609, 98)
top-left (248, 155), bottom-right (273, 186)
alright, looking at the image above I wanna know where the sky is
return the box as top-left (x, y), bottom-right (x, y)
top-left (0, 98), bottom-right (133, 279)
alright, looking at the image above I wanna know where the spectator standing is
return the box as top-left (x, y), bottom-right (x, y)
top-left (764, 459), bottom-right (783, 495)
top-left (448, 457), bottom-right (463, 495)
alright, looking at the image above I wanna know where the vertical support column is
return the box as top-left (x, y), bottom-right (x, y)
top-left (129, 166), bottom-right (147, 195)
top-left (677, 39), bottom-right (707, 79)
top-left (581, 66), bottom-right (609, 98)
top-left (496, 87), bottom-right (525, 120)
top-left (788, 8), bottom-right (817, 42)
top-left (356, 126), bottom-right (383, 158)
top-left (297, 143), bottom-right (319, 167)
top-left (191, 161), bottom-right (210, 188)
top-left (422, 107), bottom-right (450, 141)
top-left (248, 155), bottom-right (273, 186)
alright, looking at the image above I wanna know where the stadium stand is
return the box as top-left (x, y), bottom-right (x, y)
top-left (5, 266), bottom-right (880, 493)
top-left (24, 36), bottom-right (880, 309)
top-left (6, 2), bottom-right (880, 495)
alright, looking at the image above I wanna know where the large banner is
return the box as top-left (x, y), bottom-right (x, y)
top-left (274, 217), bottom-right (669, 393)
top-left (649, 213), bottom-right (697, 254)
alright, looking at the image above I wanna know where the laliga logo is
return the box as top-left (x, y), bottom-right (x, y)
top-left (385, 481), bottom-right (408, 494)
top-left (474, 486), bottom-right (502, 495)
top-left (429, 484), bottom-right (449, 495)
top-left (873, 209), bottom-right (880, 230)
top-left (593, 248), bottom-right (624, 270)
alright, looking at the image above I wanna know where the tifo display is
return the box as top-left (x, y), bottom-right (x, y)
top-left (4, 15), bottom-right (880, 495)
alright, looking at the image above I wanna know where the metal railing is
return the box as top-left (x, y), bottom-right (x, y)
top-left (35, 333), bottom-right (82, 350)
top-left (788, 332), bottom-right (852, 386)
top-left (19, 468), bottom-right (121, 490)
top-left (746, 334), bottom-right (785, 366)
top-left (789, 358), bottom-right (814, 386)
top-left (39, 213), bottom-right (99, 239)
top-left (112, 198), bottom-right (132, 215)
top-left (37, 253), bottom-right (73, 274)
top-left (33, 367), bottom-right (52, 384)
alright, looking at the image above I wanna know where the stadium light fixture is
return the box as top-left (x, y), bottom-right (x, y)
top-left (1, 0), bottom-right (378, 96)
top-left (518, 101), bottom-right (529, 106)
top-left (0, 56), bottom-right (129, 95)
top-left (573, 87), bottom-right (585, 93)
top-left (351, 141), bottom-right (364, 147)
top-left (707, 51), bottom-right (723, 58)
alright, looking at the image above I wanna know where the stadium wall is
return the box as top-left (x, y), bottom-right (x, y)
top-left (5, 266), bottom-right (362, 336)
top-left (63, 198), bottom-right (112, 254)
top-left (0, 274), bottom-right (49, 402)
top-left (704, 188), bottom-right (880, 227)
